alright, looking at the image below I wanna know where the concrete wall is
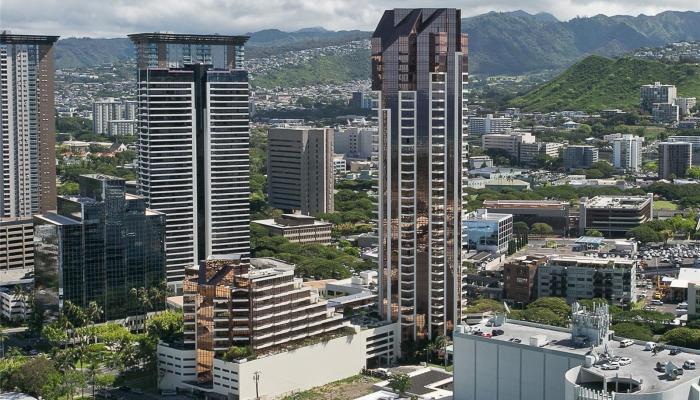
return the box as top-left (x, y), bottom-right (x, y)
top-left (215, 334), bottom-right (367, 400)
top-left (157, 343), bottom-right (197, 390)
top-left (453, 332), bottom-right (585, 400)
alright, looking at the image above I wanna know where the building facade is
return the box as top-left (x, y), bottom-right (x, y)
top-left (129, 33), bottom-right (251, 286)
top-left (563, 145), bottom-right (599, 170)
top-left (92, 98), bottom-right (138, 135)
top-left (252, 214), bottom-right (332, 244)
top-left (468, 114), bottom-right (511, 136)
top-left (612, 134), bottom-right (643, 172)
top-left (333, 126), bottom-right (376, 160)
top-left (518, 142), bottom-right (562, 166)
top-left (659, 141), bottom-right (692, 179)
top-left (482, 200), bottom-right (571, 235)
top-left (579, 195), bottom-right (653, 238)
top-left (462, 209), bottom-right (513, 254)
top-left (373, 8), bottom-right (467, 341)
top-left (652, 102), bottom-right (680, 123)
top-left (481, 131), bottom-right (535, 160)
top-left (640, 82), bottom-right (677, 113)
top-left (537, 256), bottom-right (637, 304)
top-left (34, 175), bottom-right (167, 321)
top-left (267, 127), bottom-right (334, 215)
top-left (503, 255), bottom-right (547, 305)
top-left (676, 97), bottom-right (697, 116)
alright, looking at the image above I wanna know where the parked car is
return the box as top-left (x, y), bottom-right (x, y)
top-left (618, 357), bottom-right (632, 366)
top-left (620, 339), bottom-right (634, 348)
top-left (645, 342), bottom-right (657, 351)
top-left (492, 329), bottom-right (504, 336)
top-left (684, 360), bottom-right (696, 370)
top-left (651, 300), bottom-right (664, 306)
top-left (601, 363), bottom-right (620, 370)
top-left (509, 338), bottom-right (521, 343)
top-left (670, 348), bottom-right (682, 355)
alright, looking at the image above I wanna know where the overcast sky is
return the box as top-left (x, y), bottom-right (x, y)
top-left (1, 0), bottom-right (699, 38)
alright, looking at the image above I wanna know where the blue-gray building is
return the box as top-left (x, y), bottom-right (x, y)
top-left (34, 174), bottom-right (166, 322)
top-left (462, 209), bottom-right (513, 254)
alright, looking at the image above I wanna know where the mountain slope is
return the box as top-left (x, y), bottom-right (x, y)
top-left (509, 55), bottom-right (700, 111)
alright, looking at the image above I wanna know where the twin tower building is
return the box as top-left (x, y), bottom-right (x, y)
top-left (1, 8), bottom-right (467, 342)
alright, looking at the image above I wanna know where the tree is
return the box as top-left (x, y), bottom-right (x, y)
top-left (585, 229), bottom-right (604, 237)
top-left (612, 323), bottom-right (653, 341)
top-left (626, 225), bottom-right (662, 243)
top-left (146, 310), bottom-right (184, 344)
top-left (10, 356), bottom-right (63, 398)
top-left (528, 297), bottom-right (570, 319)
top-left (434, 335), bottom-right (450, 367)
top-left (662, 327), bottom-right (700, 349)
top-left (688, 166), bottom-right (700, 180)
top-left (513, 221), bottom-right (529, 235)
top-left (530, 223), bottom-right (554, 237)
top-left (388, 373), bottom-right (411, 396)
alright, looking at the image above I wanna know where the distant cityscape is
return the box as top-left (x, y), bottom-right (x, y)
top-left (4, 5), bottom-right (700, 400)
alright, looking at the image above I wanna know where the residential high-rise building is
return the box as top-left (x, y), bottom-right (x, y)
top-left (0, 33), bottom-right (58, 286)
top-left (129, 33), bottom-right (251, 287)
top-left (640, 81), bottom-right (677, 113)
top-left (563, 145), bottom-right (599, 170)
top-left (34, 174), bottom-right (166, 322)
top-left (267, 127), bottom-right (334, 215)
top-left (652, 102), bottom-right (680, 123)
top-left (0, 33), bottom-right (58, 219)
top-left (518, 142), bottom-right (562, 166)
top-left (92, 98), bottom-right (138, 135)
top-left (676, 97), bottom-right (697, 116)
top-left (468, 114), bottom-right (512, 136)
top-left (372, 8), bottom-right (468, 341)
top-left (669, 135), bottom-right (700, 164)
top-left (333, 126), bottom-right (376, 160)
top-left (612, 134), bottom-right (643, 172)
top-left (659, 141), bottom-right (692, 179)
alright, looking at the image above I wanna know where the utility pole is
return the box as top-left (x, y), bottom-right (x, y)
top-left (254, 371), bottom-right (261, 400)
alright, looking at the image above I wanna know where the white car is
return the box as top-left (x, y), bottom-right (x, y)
top-left (618, 357), bottom-right (632, 366)
top-left (601, 363), bottom-right (620, 370)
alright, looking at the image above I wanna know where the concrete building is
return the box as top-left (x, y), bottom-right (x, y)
top-left (468, 155), bottom-right (493, 169)
top-left (252, 214), bottom-right (332, 244)
top-left (333, 126), bottom-right (376, 160)
top-left (129, 33), bottom-right (251, 286)
top-left (659, 141), bottom-right (692, 179)
top-left (34, 175), bottom-right (166, 322)
top-left (0, 218), bottom-right (33, 272)
top-left (538, 255), bottom-right (637, 304)
top-left (268, 127), bottom-right (334, 215)
top-left (518, 142), bottom-right (562, 166)
top-left (107, 119), bottom-right (137, 136)
top-left (640, 81), bottom-right (677, 113)
top-left (482, 200), bottom-right (571, 235)
top-left (563, 145), bottom-right (599, 170)
top-left (579, 195), bottom-right (653, 238)
top-left (652, 102), bottom-right (680, 123)
top-left (503, 255), bottom-right (547, 305)
top-left (373, 8), bottom-right (467, 342)
top-left (92, 98), bottom-right (137, 135)
top-left (676, 97), bottom-right (697, 116)
top-left (468, 114), bottom-right (512, 136)
top-left (481, 131), bottom-right (535, 160)
top-left (462, 209), bottom-right (513, 254)
top-left (612, 134), bottom-right (643, 172)
top-left (454, 303), bottom-right (700, 400)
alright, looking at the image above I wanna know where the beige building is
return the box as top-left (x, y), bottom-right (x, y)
top-left (481, 130), bottom-right (535, 159)
top-left (252, 214), bottom-right (332, 244)
top-left (0, 218), bottom-right (33, 271)
top-left (268, 127), bottom-right (334, 215)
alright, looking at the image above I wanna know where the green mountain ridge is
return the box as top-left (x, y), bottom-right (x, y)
top-left (510, 55), bottom-right (700, 112)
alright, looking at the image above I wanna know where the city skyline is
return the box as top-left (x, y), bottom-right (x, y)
top-left (2, 0), bottom-right (699, 37)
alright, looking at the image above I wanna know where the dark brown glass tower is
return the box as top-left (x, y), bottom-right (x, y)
top-left (372, 9), bottom-right (468, 343)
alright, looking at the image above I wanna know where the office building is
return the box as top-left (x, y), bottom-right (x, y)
top-left (129, 33), bottom-right (251, 286)
top-left (676, 97), bottom-right (697, 116)
top-left (503, 255), bottom-right (547, 305)
top-left (252, 214), bottom-right (332, 244)
top-left (518, 142), bottom-right (562, 166)
top-left (612, 134), bottom-right (643, 172)
top-left (482, 200), bottom-right (571, 235)
top-left (579, 195), bottom-right (652, 238)
top-left (350, 91), bottom-right (372, 109)
top-left (640, 81), bottom-right (677, 113)
top-left (538, 255), bottom-right (637, 304)
top-left (107, 119), bottom-right (137, 136)
top-left (668, 135), bottom-right (700, 163)
top-left (0, 218), bottom-right (33, 271)
top-left (467, 155), bottom-right (493, 170)
top-left (267, 127), bottom-right (334, 215)
top-left (182, 256), bottom-right (347, 382)
top-left (92, 98), bottom-right (138, 135)
top-left (468, 114), bottom-right (511, 136)
top-left (333, 126), bottom-right (376, 160)
top-left (652, 102), bottom-right (680, 123)
top-left (34, 175), bottom-right (166, 322)
top-left (462, 209), bottom-right (512, 254)
top-left (563, 145), bottom-right (599, 170)
top-left (373, 8), bottom-right (467, 341)
top-left (454, 303), bottom-right (700, 400)
top-left (481, 131), bottom-right (535, 160)
top-left (659, 141), bottom-right (692, 179)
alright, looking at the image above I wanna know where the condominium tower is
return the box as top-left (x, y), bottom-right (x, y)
top-left (267, 127), bottom-right (334, 215)
top-left (612, 134), bottom-right (643, 172)
top-left (658, 141), bottom-right (692, 179)
top-left (372, 8), bottom-right (467, 341)
top-left (129, 33), bottom-right (250, 287)
top-left (0, 33), bottom-right (58, 278)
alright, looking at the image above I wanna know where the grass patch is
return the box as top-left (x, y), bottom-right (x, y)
top-left (282, 374), bottom-right (380, 400)
top-left (653, 200), bottom-right (679, 210)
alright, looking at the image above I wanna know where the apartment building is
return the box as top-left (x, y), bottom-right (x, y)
top-left (640, 81), bottom-right (677, 113)
top-left (503, 254), bottom-right (547, 305)
top-left (676, 97), bottom-right (697, 116)
top-left (267, 127), bottom-right (334, 215)
top-left (612, 134), bottom-right (643, 172)
top-left (481, 131), bottom-right (535, 160)
top-left (252, 214), bottom-right (332, 244)
top-left (519, 142), bottom-right (562, 166)
top-left (563, 145), bottom-right (599, 170)
top-left (334, 126), bottom-right (376, 160)
top-left (468, 114), bottom-right (512, 136)
top-left (652, 102), bottom-right (680, 123)
top-left (92, 98), bottom-right (138, 135)
top-left (659, 141), bottom-right (692, 179)
top-left (669, 135), bottom-right (700, 164)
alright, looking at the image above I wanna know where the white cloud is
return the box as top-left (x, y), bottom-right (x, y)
top-left (0, 0), bottom-right (698, 38)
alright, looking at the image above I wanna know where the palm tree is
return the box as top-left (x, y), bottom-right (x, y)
top-left (86, 301), bottom-right (103, 343)
top-left (131, 287), bottom-right (152, 332)
top-left (87, 359), bottom-right (100, 399)
top-left (434, 335), bottom-right (450, 368)
top-left (425, 342), bottom-right (436, 364)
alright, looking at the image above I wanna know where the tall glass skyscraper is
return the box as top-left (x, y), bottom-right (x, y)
top-left (128, 34), bottom-right (251, 288)
top-left (34, 175), bottom-right (166, 322)
top-left (372, 9), bottom-right (468, 342)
